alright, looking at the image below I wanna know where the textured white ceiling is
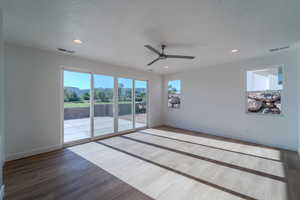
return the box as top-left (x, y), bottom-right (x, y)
top-left (1, 0), bottom-right (300, 74)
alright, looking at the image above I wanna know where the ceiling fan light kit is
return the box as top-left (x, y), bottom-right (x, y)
top-left (144, 44), bottom-right (195, 66)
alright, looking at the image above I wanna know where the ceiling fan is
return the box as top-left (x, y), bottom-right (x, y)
top-left (144, 44), bottom-right (195, 66)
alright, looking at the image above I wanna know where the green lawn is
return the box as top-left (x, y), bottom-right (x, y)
top-left (64, 102), bottom-right (132, 108)
top-left (64, 102), bottom-right (91, 108)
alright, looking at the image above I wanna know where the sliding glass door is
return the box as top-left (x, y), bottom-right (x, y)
top-left (63, 70), bottom-right (91, 143)
top-left (117, 78), bottom-right (148, 132)
top-left (63, 70), bottom-right (148, 144)
top-left (118, 78), bottom-right (133, 132)
top-left (94, 74), bottom-right (114, 137)
top-left (134, 80), bottom-right (147, 128)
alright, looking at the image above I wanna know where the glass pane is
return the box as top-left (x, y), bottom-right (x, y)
top-left (118, 78), bottom-right (133, 131)
top-left (135, 80), bottom-right (147, 128)
top-left (247, 67), bottom-right (283, 91)
top-left (246, 67), bottom-right (283, 114)
top-left (94, 74), bottom-right (114, 136)
top-left (168, 80), bottom-right (181, 108)
top-left (64, 70), bottom-right (91, 143)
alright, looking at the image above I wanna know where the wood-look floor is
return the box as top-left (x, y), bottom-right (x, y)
top-left (4, 126), bottom-right (300, 200)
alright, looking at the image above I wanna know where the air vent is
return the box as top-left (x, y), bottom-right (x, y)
top-left (57, 48), bottom-right (75, 54)
top-left (269, 46), bottom-right (290, 52)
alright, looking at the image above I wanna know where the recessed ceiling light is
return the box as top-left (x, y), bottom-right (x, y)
top-left (73, 39), bottom-right (82, 44)
top-left (231, 49), bottom-right (239, 53)
top-left (164, 66), bottom-right (169, 68)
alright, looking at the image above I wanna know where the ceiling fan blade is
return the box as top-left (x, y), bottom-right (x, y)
top-left (166, 55), bottom-right (195, 59)
top-left (144, 45), bottom-right (161, 55)
top-left (147, 57), bottom-right (160, 66)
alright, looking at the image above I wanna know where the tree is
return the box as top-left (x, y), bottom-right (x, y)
top-left (105, 90), bottom-right (113, 102)
top-left (64, 88), bottom-right (71, 102)
top-left (135, 92), bottom-right (146, 103)
top-left (69, 92), bottom-right (80, 101)
top-left (140, 92), bottom-right (146, 102)
top-left (82, 92), bottom-right (90, 100)
top-left (118, 83), bottom-right (125, 101)
top-left (168, 85), bottom-right (177, 94)
top-left (96, 91), bottom-right (105, 102)
top-left (64, 88), bottom-right (80, 102)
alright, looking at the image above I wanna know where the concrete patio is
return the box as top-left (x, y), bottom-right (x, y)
top-left (64, 114), bottom-right (146, 143)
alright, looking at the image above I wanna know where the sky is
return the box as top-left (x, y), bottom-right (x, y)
top-left (64, 71), bottom-right (147, 89)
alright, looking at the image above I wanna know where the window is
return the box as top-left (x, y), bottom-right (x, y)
top-left (62, 69), bottom-right (149, 144)
top-left (63, 70), bottom-right (91, 143)
top-left (135, 80), bottom-right (147, 128)
top-left (94, 74), bottom-right (114, 136)
top-left (246, 66), bottom-right (283, 115)
top-left (168, 80), bottom-right (181, 108)
top-left (118, 78), bottom-right (133, 132)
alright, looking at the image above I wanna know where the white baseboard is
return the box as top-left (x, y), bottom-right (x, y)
top-left (0, 185), bottom-right (4, 200)
top-left (6, 144), bottom-right (62, 161)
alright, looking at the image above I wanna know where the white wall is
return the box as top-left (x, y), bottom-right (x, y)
top-left (4, 42), bottom-right (300, 160)
top-left (163, 47), bottom-right (299, 151)
top-left (0, 9), bottom-right (5, 198)
top-left (4, 44), bottom-right (163, 160)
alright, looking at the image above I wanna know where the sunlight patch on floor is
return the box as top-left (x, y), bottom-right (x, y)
top-left (69, 142), bottom-right (246, 200)
top-left (128, 132), bottom-right (285, 178)
top-left (143, 129), bottom-right (282, 161)
top-left (68, 129), bottom-right (288, 200)
top-left (101, 136), bottom-right (287, 200)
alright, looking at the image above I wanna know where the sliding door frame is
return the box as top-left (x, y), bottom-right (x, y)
top-left (116, 77), bottom-right (134, 133)
top-left (60, 67), bottom-right (93, 147)
top-left (92, 74), bottom-right (116, 141)
top-left (60, 66), bottom-right (149, 147)
top-left (116, 78), bottom-right (149, 133)
top-left (90, 74), bottom-right (95, 138)
top-left (133, 79), bottom-right (149, 130)
top-left (132, 80), bottom-right (136, 129)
